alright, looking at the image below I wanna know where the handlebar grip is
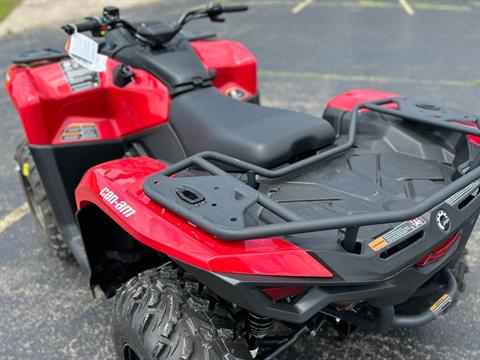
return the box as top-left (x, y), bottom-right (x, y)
top-left (62, 19), bottom-right (100, 35)
top-left (222, 5), bottom-right (249, 12)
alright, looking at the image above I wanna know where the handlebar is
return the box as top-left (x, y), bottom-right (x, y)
top-left (61, 3), bottom-right (248, 44)
top-left (222, 5), bottom-right (249, 12)
top-left (176, 2), bottom-right (248, 30)
top-left (62, 18), bottom-right (101, 35)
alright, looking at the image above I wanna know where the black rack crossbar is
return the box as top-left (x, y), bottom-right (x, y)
top-left (145, 98), bottom-right (480, 241)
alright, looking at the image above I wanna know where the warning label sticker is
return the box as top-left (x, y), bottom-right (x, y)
top-left (429, 293), bottom-right (452, 317)
top-left (445, 179), bottom-right (480, 206)
top-left (61, 123), bottom-right (99, 142)
top-left (369, 216), bottom-right (427, 252)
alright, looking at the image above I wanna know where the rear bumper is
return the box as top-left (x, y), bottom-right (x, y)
top-left (177, 225), bottom-right (469, 327)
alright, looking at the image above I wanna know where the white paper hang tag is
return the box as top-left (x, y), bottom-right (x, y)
top-left (66, 32), bottom-right (107, 72)
top-left (68, 32), bottom-right (98, 63)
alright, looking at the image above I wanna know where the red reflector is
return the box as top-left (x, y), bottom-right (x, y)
top-left (417, 231), bottom-right (462, 268)
top-left (261, 286), bottom-right (309, 302)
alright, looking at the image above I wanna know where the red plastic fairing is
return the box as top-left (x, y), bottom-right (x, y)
top-left (75, 157), bottom-right (333, 278)
top-left (191, 39), bottom-right (257, 98)
top-left (326, 89), bottom-right (400, 112)
top-left (459, 121), bottom-right (480, 146)
top-left (6, 59), bottom-right (170, 145)
top-left (467, 134), bottom-right (480, 147)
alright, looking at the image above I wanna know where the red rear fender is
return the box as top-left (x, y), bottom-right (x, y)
top-left (327, 88), bottom-right (400, 112)
top-left (75, 157), bottom-right (332, 278)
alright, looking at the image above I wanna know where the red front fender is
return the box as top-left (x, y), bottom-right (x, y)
top-left (75, 157), bottom-right (332, 278)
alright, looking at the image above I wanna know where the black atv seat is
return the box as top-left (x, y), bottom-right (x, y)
top-left (169, 88), bottom-right (336, 168)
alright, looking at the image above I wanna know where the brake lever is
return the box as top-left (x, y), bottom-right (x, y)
top-left (210, 15), bottom-right (225, 22)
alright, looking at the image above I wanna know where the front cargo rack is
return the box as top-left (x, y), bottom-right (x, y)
top-left (144, 98), bottom-right (480, 251)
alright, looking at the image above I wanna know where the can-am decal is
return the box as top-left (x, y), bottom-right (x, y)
top-left (100, 187), bottom-right (136, 218)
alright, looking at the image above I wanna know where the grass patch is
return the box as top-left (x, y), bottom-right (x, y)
top-left (0, 0), bottom-right (21, 23)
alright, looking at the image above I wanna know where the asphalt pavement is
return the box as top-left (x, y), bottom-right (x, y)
top-left (1, 1), bottom-right (480, 359)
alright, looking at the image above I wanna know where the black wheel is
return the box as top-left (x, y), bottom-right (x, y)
top-left (15, 140), bottom-right (71, 259)
top-left (112, 265), bottom-right (252, 360)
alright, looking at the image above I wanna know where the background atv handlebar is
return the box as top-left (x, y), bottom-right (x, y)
top-left (221, 5), bottom-right (249, 12)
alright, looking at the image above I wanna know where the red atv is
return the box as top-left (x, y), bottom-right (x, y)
top-left (7, 3), bottom-right (480, 359)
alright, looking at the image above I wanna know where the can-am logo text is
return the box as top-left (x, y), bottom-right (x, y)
top-left (100, 187), bottom-right (136, 218)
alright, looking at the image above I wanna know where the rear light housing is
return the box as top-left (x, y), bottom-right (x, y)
top-left (417, 231), bottom-right (462, 267)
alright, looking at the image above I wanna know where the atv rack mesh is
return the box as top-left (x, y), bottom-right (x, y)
top-left (144, 98), bottom-right (480, 251)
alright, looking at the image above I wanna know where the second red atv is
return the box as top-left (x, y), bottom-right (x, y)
top-left (7, 3), bottom-right (480, 359)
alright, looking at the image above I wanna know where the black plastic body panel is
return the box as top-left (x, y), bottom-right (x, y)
top-left (11, 48), bottom-right (68, 65)
top-left (28, 124), bottom-right (186, 270)
top-left (30, 141), bottom-right (126, 271)
top-left (309, 197), bottom-right (480, 284)
top-left (101, 28), bottom-right (212, 95)
top-left (177, 212), bottom-right (476, 324)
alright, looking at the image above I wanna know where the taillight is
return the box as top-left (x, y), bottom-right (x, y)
top-left (417, 231), bottom-right (462, 267)
top-left (261, 286), bottom-right (309, 302)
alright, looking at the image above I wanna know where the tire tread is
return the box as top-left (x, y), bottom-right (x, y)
top-left (112, 265), bottom-right (251, 360)
top-left (15, 140), bottom-right (71, 259)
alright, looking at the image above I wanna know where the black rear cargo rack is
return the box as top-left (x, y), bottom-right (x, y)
top-left (144, 98), bottom-right (480, 251)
